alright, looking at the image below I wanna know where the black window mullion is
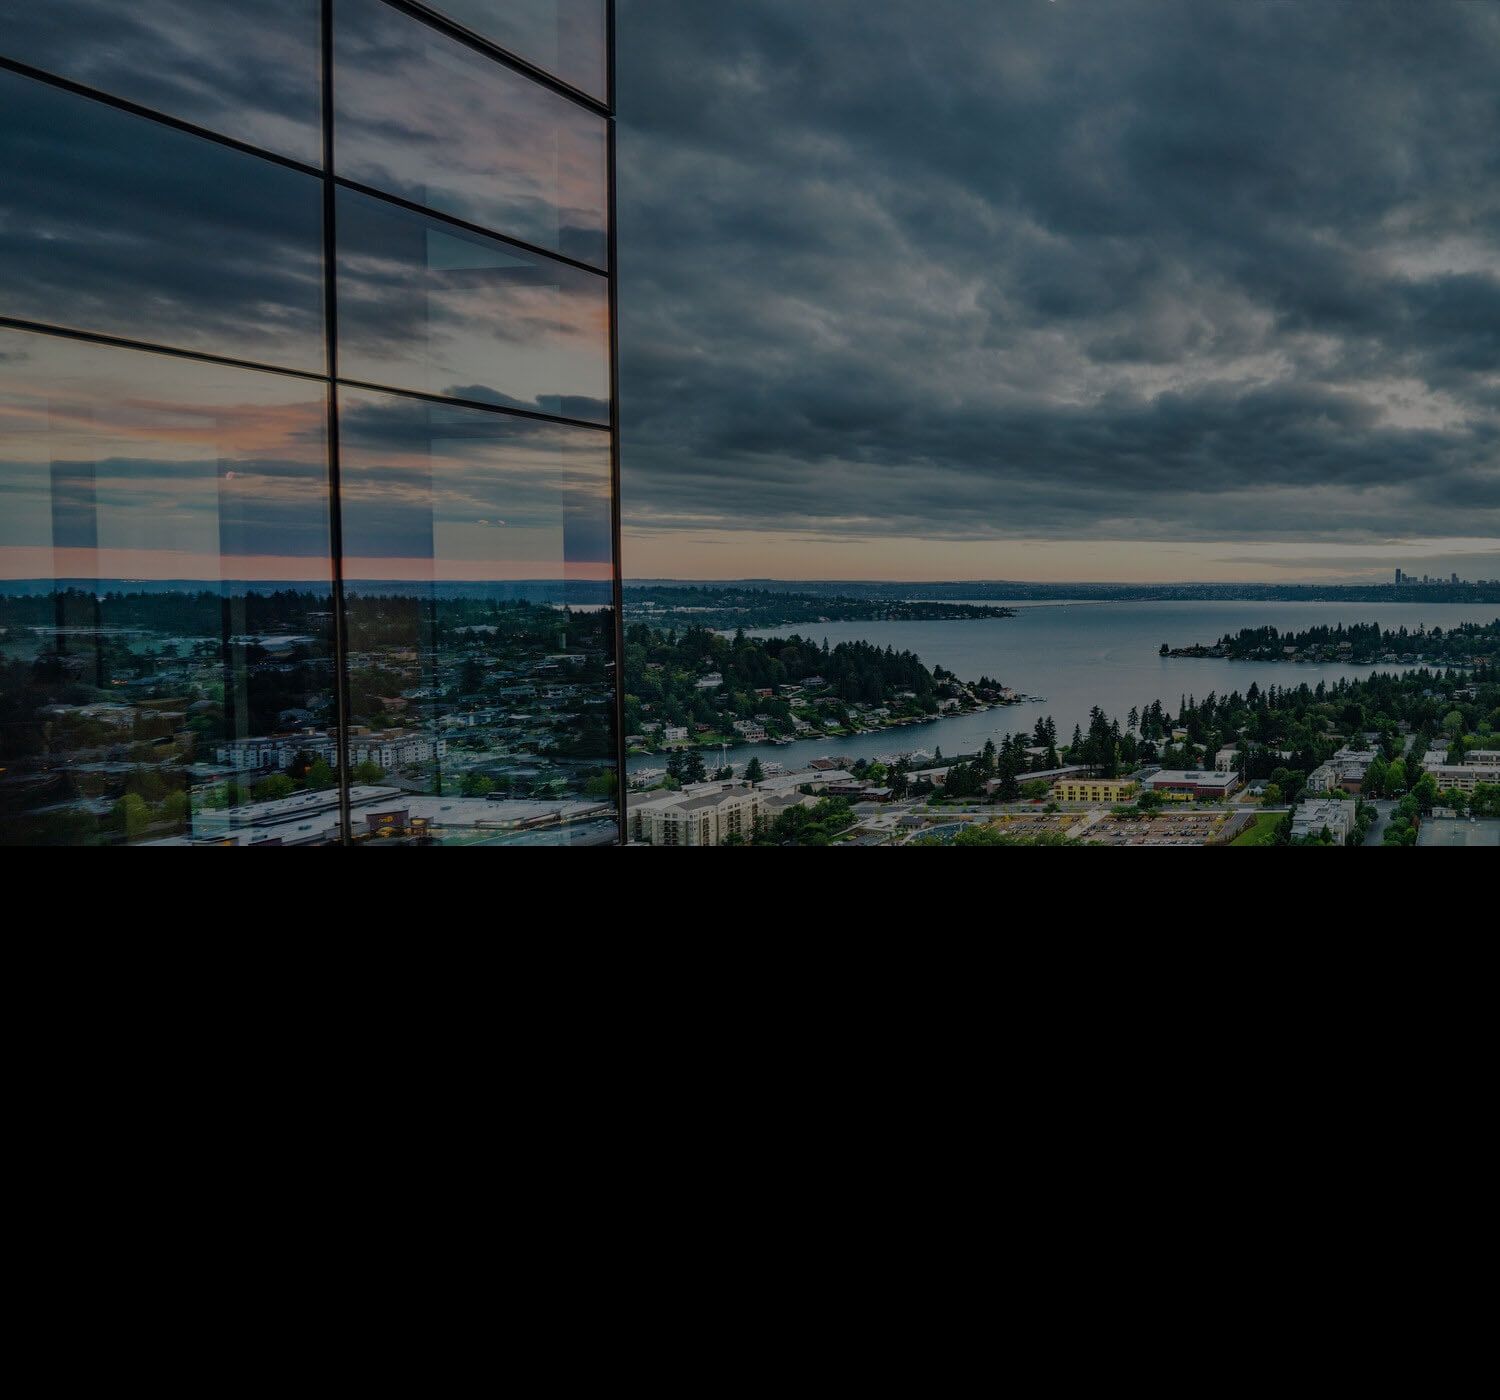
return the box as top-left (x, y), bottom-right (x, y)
top-left (322, 0), bottom-right (355, 847)
top-left (607, 1), bottom-right (625, 845)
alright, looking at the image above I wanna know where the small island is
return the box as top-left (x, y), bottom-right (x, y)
top-left (1161, 618), bottom-right (1500, 667)
top-left (625, 585), bottom-right (1013, 630)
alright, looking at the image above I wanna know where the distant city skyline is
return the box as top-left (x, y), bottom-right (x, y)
top-left (612, 536), bottom-right (1500, 586)
top-left (616, 0), bottom-right (1500, 582)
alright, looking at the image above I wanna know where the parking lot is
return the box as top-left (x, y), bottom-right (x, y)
top-left (954, 809), bottom-right (1236, 846)
top-left (1080, 811), bottom-right (1232, 846)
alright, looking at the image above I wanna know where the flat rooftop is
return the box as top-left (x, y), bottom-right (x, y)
top-left (1417, 818), bottom-right (1500, 848)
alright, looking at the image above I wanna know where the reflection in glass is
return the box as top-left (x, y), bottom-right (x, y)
top-left (336, 386), bottom-right (617, 845)
top-left (423, 0), bottom-right (607, 102)
top-left (0, 70), bottom-right (325, 371)
top-left (336, 0), bottom-right (608, 268)
top-left (0, 0), bottom-right (323, 166)
top-left (336, 188), bottom-right (610, 423)
top-left (0, 329), bottom-right (337, 846)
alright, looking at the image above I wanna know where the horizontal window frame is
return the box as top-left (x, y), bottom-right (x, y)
top-left (0, 317), bottom-right (612, 434)
top-left (384, 0), bottom-right (611, 115)
top-left (335, 176), bottom-right (608, 279)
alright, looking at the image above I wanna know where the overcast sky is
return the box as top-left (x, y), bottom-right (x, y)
top-left (615, 0), bottom-right (1500, 581)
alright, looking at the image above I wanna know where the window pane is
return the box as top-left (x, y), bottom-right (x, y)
top-left (0, 329), bottom-right (338, 847)
top-left (0, 0), bottom-right (322, 166)
top-left (0, 70), bottom-right (325, 371)
top-left (336, 187), bottom-right (609, 423)
top-left (336, 0), bottom-right (607, 268)
top-left (423, 0), bottom-right (607, 102)
top-left (337, 386), bottom-right (617, 845)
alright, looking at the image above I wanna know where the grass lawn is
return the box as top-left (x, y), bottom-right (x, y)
top-left (1231, 812), bottom-right (1283, 846)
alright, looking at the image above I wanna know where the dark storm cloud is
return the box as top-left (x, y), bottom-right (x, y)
top-left (615, 0), bottom-right (1500, 543)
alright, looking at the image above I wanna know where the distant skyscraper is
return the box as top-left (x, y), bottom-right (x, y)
top-left (0, 0), bottom-right (622, 847)
top-left (1395, 569), bottom-right (1403, 584)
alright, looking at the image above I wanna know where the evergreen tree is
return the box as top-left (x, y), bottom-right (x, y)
top-left (996, 743), bottom-right (1021, 800)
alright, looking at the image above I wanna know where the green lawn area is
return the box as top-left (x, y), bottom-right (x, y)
top-left (1231, 812), bottom-right (1283, 846)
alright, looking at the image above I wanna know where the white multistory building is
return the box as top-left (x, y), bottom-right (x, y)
top-left (217, 734), bottom-right (338, 771)
top-left (1292, 798), bottom-right (1356, 845)
top-left (348, 732), bottom-right (446, 770)
top-left (216, 729), bottom-right (445, 772)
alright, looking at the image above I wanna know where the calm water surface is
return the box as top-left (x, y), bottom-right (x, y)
top-left (628, 600), bottom-right (1496, 774)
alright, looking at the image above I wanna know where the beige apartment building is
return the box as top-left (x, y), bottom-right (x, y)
top-left (1051, 777), bottom-right (1139, 804)
top-left (629, 783), bottom-right (815, 846)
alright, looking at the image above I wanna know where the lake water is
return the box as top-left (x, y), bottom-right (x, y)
top-left (627, 600), bottom-right (1496, 775)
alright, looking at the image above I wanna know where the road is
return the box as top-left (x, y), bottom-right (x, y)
top-left (1360, 799), bottom-right (1396, 847)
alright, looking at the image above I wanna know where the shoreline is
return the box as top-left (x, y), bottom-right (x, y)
top-left (626, 698), bottom-right (1040, 770)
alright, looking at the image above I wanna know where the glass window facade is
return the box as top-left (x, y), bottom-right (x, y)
top-left (0, 67), bottom-right (326, 370)
top-left (336, 186), bottom-right (611, 420)
top-left (336, 0), bottom-right (607, 267)
top-left (0, 0), bottom-right (324, 166)
top-left (0, 1), bottom-right (620, 847)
